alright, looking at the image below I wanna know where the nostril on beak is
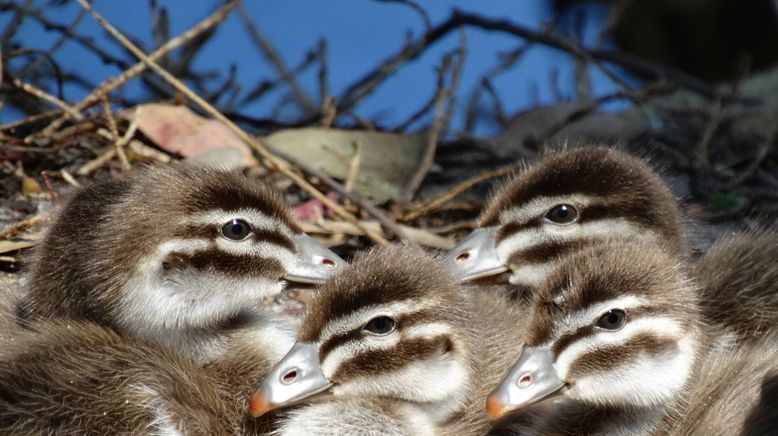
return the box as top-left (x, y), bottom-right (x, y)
top-left (455, 251), bottom-right (471, 263)
top-left (280, 369), bottom-right (299, 385)
top-left (321, 258), bottom-right (337, 269)
top-left (517, 373), bottom-right (533, 389)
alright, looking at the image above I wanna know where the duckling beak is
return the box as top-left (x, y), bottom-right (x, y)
top-left (486, 345), bottom-right (566, 420)
top-left (442, 227), bottom-right (507, 282)
top-left (285, 234), bottom-right (348, 284)
top-left (249, 341), bottom-right (333, 417)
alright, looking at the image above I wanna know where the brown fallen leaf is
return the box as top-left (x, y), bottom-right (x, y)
top-left (21, 176), bottom-right (42, 195)
top-left (128, 103), bottom-right (258, 167)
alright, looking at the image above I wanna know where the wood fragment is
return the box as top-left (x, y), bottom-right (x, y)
top-left (402, 163), bottom-right (520, 222)
top-left (100, 96), bottom-right (131, 172)
top-left (300, 219), bottom-right (454, 250)
top-left (0, 215), bottom-right (49, 241)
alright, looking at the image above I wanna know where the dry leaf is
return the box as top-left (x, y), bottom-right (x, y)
top-left (129, 103), bottom-right (258, 167)
top-left (264, 128), bottom-right (432, 203)
top-left (21, 176), bottom-right (42, 195)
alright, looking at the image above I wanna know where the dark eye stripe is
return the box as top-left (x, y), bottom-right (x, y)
top-left (506, 238), bottom-right (593, 267)
top-left (318, 309), bottom-right (434, 359)
top-left (565, 333), bottom-right (678, 380)
top-left (172, 225), bottom-right (295, 252)
top-left (550, 306), bottom-right (671, 361)
top-left (330, 335), bottom-right (451, 382)
top-left (495, 199), bottom-right (663, 246)
top-left (495, 220), bottom-right (541, 244)
top-left (161, 248), bottom-right (285, 279)
top-left (250, 229), bottom-right (296, 252)
top-left (552, 325), bottom-right (594, 361)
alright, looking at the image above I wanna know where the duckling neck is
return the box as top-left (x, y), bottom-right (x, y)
top-left (132, 310), bottom-right (298, 365)
top-left (516, 401), bottom-right (668, 436)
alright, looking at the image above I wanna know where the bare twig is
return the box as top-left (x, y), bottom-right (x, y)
top-left (344, 141), bottom-right (363, 193)
top-left (0, 214), bottom-right (48, 241)
top-left (402, 163), bottom-right (520, 222)
top-left (76, 0), bottom-right (388, 245)
top-left (301, 219), bottom-right (453, 250)
top-left (269, 146), bottom-right (406, 243)
top-left (11, 78), bottom-right (82, 122)
top-left (40, 0), bottom-right (240, 137)
top-left (405, 31), bottom-right (465, 196)
top-left (336, 9), bottom-right (742, 115)
top-left (317, 38), bottom-right (330, 106)
top-left (375, 0), bottom-right (432, 33)
top-left (237, 4), bottom-right (317, 114)
top-left (100, 96), bottom-right (131, 172)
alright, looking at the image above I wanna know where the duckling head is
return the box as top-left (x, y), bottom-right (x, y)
top-left (444, 147), bottom-right (686, 289)
top-left (249, 245), bottom-right (472, 420)
top-left (486, 240), bottom-right (700, 419)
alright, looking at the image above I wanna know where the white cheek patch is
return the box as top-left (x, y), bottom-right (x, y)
top-left (274, 400), bottom-right (428, 436)
top-left (321, 333), bottom-right (402, 377)
top-left (404, 323), bottom-right (452, 340)
top-left (509, 263), bottom-right (558, 287)
top-left (568, 334), bottom-right (696, 408)
top-left (116, 236), bottom-right (287, 359)
top-left (556, 317), bottom-right (695, 408)
top-left (332, 352), bottom-right (469, 420)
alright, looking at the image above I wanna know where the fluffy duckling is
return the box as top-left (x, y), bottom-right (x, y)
top-left (443, 146), bottom-right (687, 292)
top-left (694, 224), bottom-right (778, 342)
top-left (14, 164), bottom-right (346, 429)
top-left (18, 164), bottom-right (345, 364)
top-left (248, 245), bottom-right (526, 435)
top-left (486, 239), bottom-right (778, 435)
top-left (0, 320), bottom-right (233, 434)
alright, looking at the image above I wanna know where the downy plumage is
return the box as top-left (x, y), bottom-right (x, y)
top-left (249, 245), bottom-right (526, 435)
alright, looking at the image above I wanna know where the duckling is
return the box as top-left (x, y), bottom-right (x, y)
top-left (442, 146), bottom-right (687, 293)
top-left (18, 164), bottom-right (346, 364)
top-left (485, 239), bottom-right (778, 435)
top-left (14, 164), bottom-right (346, 429)
top-left (694, 224), bottom-right (778, 342)
top-left (248, 245), bottom-right (526, 435)
top-left (0, 319), bottom-right (233, 434)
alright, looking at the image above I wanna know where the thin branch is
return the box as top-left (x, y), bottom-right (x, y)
top-left (237, 4), bottom-right (317, 114)
top-left (336, 9), bottom-right (743, 116)
top-left (75, 0), bottom-right (388, 246)
top-left (270, 147), bottom-right (409, 243)
top-left (374, 0), bottom-right (432, 33)
top-left (40, 0), bottom-right (239, 138)
top-left (402, 163), bottom-right (520, 222)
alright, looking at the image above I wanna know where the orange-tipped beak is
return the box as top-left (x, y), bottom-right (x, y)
top-left (485, 393), bottom-right (510, 420)
top-left (248, 390), bottom-right (272, 417)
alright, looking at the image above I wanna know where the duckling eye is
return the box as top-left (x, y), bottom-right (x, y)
top-left (596, 309), bottom-right (627, 330)
top-left (362, 316), bottom-right (396, 336)
top-left (221, 219), bottom-right (252, 241)
top-left (545, 204), bottom-right (578, 224)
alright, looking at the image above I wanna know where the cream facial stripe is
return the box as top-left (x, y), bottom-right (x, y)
top-left (317, 299), bottom-right (440, 344)
top-left (497, 194), bottom-right (595, 226)
top-left (554, 316), bottom-right (686, 378)
top-left (189, 208), bottom-right (295, 238)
